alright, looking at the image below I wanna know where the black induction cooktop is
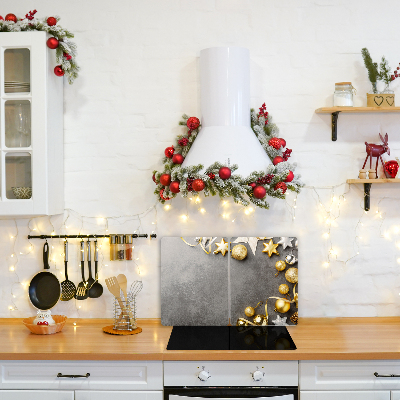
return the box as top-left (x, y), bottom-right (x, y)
top-left (166, 325), bottom-right (296, 351)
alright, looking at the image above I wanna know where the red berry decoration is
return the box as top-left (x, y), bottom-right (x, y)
top-left (219, 167), bottom-right (231, 180)
top-left (282, 148), bottom-right (292, 161)
top-left (248, 182), bottom-right (256, 189)
top-left (274, 182), bottom-right (287, 194)
top-left (192, 178), bottom-right (205, 192)
top-left (169, 181), bottom-right (180, 193)
top-left (63, 52), bottom-right (72, 61)
top-left (46, 37), bottom-right (59, 49)
top-left (172, 154), bottom-right (184, 164)
top-left (268, 137), bottom-right (282, 149)
top-left (160, 188), bottom-right (171, 201)
top-left (285, 171), bottom-right (294, 182)
top-left (187, 177), bottom-right (194, 191)
top-left (54, 65), bottom-right (65, 77)
top-left (384, 160), bottom-right (399, 178)
top-left (186, 117), bottom-right (200, 131)
top-left (159, 174), bottom-right (171, 186)
top-left (164, 146), bottom-right (174, 158)
top-left (178, 137), bottom-right (189, 146)
top-left (253, 186), bottom-right (266, 199)
top-left (280, 138), bottom-right (286, 148)
top-left (207, 173), bottom-right (215, 180)
top-left (47, 16), bottom-right (57, 26)
top-left (5, 14), bottom-right (17, 23)
top-left (273, 156), bottom-right (284, 165)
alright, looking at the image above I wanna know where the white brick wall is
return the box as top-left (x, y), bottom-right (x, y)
top-left (1, 0), bottom-right (400, 319)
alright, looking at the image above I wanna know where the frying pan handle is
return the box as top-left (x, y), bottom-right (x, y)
top-left (43, 242), bottom-right (50, 270)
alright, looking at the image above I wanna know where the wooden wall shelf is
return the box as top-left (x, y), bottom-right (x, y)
top-left (315, 107), bottom-right (400, 141)
top-left (347, 178), bottom-right (400, 211)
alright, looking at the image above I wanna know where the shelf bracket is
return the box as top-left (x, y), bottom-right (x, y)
top-left (331, 111), bottom-right (340, 141)
top-left (364, 183), bottom-right (372, 211)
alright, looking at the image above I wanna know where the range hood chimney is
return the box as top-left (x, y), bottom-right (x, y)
top-left (182, 47), bottom-right (272, 176)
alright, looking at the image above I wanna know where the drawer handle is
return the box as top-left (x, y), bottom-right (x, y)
top-left (57, 373), bottom-right (90, 379)
top-left (374, 372), bottom-right (400, 378)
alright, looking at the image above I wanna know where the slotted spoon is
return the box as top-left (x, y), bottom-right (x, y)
top-left (60, 240), bottom-right (76, 301)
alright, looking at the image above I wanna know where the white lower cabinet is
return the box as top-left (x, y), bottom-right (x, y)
top-left (0, 391), bottom-right (74, 400)
top-left (75, 391), bottom-right (163, 400)
top-left (300, 361), bottom-right (400, 400)
top-left (300, 391), bottom-right (390, 400)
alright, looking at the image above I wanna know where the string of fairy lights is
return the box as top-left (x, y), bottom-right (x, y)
top-left (6, 181), bottom-right (400, 313)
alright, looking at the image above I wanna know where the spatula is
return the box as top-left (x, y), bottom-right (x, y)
top-left (75, 240), bottom-right (88, 300)
top-left (117, 274), bottom-right (128, 301)
top-left (105, 276), bottom-right (125, 312)
top-left (60, 240), bottom-right (76, 301)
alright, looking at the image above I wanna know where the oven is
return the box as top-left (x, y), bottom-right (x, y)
top-left (164, 361), bottom-right (298, 400)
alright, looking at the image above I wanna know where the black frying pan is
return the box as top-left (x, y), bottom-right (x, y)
top-left (29, 242), bottom-right (61, 310)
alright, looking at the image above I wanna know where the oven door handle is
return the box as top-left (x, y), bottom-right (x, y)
top-left (374, 372), bottom-right (400, 378)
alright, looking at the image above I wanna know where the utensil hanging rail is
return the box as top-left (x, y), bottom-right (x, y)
top-left (27, 234), bottom-right (157, 239)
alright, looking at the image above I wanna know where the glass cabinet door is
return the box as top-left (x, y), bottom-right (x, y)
top-left (1, 46), bottom-right (32, 202)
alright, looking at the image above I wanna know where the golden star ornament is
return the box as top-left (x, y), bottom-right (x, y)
top-left (262, 239), bottom-right (279, 257)
top-left (214, 238), bottom-right (229, 256)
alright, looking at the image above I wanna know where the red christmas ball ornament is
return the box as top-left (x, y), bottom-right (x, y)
top-left (186, 117), bottom-right (200, 131)
top-left (159, 188), bottom-right (171, 201)
top-left (164, 146), bottom-right (174, 158)
top-left (219, 167), bottom-right (231, 180)
top-left (47, 16), bottom-right (57, 26)
top-left (273, 156), bottom-right (284, 165)
top-left (268, 137), bottom-right (282, 149)
top-left (54, 65), bottom-right (65, 77)
top-left (0, 16), bottom-right (4, 21)
top-left (46, 37), bottom-right (59, 49)
top-left (159, 174), bottom-right (171, 186)
top-left (384, 160), bottom-right (399, 178)
top-left (192, 179), bottom-right (205, 192)
top-left (152, 173), bottom-right (158, 184)
top-left (169, 181), bottom-right (180, 193)
top-left (248, 182), bottom-right (256, 189)
top-left (5, 14), bottom-right (17, 23)
top-left (274, 182), bottom-right (287, 194)
top-left (172, 153), bottom-right (184, 164)
top-left (279, 138), bottom-right (286, 148)
top-left (285, 171), bottom-right (294, 182)
top-left (253, 186), bottom-right (266, 199)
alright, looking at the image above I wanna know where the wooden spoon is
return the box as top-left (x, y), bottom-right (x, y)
top-left (117, 274), bottom-right (128, 301)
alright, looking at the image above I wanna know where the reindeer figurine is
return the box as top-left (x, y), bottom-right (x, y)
top-left (362, 133), bottom-right (390, 177)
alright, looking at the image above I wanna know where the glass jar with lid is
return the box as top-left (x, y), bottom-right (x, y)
top-left (333, 82), bottom-right (355, 107)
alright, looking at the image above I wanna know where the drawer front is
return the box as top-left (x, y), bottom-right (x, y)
top-left (75, 390), bottom-right (163, 400)
top-left (0, 361), bottom-right (163, 390)
top-left (300, 361), bottom-right (400, 390)
top-left (0, 391), bottom-right (74, 400)
top-left (301, 391), bottom-right (390, 400)
top-left (164, 361), bottom-right (298, 387)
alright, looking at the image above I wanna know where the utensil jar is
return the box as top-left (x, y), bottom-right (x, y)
top-left (113, 298), bottom-right (137, 331)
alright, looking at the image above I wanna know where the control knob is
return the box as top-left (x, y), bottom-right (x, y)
top-left (198, 368), bottom-right (211, 381)
top-left (251, 369), bottom-right (264, 382)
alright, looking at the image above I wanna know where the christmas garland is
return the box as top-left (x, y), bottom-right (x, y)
top-left (0, 11), bottom-right (78, 84)
top-left (153, 104), bottom-right (303, 209)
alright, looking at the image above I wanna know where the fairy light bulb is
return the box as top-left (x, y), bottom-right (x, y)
top-left (164, 204), bottom-right (171, 210)
top-left (9, 266), bottom-right (14, 272)
top-left (323, 262), bottom-right (329, 268)
top-left (181, 215), bottom-right (188, 221)
top-left (322, 233), bottom-right (329, 239)
top-left (200, 208), bottom-right (205, 213)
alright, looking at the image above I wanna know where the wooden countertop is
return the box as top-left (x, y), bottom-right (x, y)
top-left (2, 317), bottom-right (400, 361)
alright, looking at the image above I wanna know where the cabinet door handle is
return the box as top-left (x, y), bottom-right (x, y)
top-left (374, 372), bottom-right (400, 378)
top-left (57, 373), bottom-right (90, 378)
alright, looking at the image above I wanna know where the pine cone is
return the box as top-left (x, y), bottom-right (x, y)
top-left (178, 138), bottom-right (189, 146)
top-left (187, 177), bottom-right (194, 191)
top-left (290, 312), bottom-right (298, 325)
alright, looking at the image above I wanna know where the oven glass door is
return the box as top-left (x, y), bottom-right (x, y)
top-left (165, 388), bottom-right (298, 400)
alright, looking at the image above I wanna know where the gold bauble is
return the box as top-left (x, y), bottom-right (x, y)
top-left (236, 318), bottom-right (247, 327)
top-left (244, 334), bottom-right (255, 346)
top-left (279, 284), bottom-right (289, 295)
top-left (275, 260), bottom-right (286, 277)
top-left (244, 306), bottom-right (255, 317)
top-left (285, 267), bottom-right (298, 284)
top-left (231, 244), bottom-right (247, 260)
top-left (253, 314), bottom-right (264, 325)
top-left (275, 298), bottom-right (291, 313)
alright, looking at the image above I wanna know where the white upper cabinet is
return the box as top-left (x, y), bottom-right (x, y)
top-left (0, 31), bottom-right (63, 216)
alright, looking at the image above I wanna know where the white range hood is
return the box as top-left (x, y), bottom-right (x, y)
top-left (182, 46), bottom-right (272, 177)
